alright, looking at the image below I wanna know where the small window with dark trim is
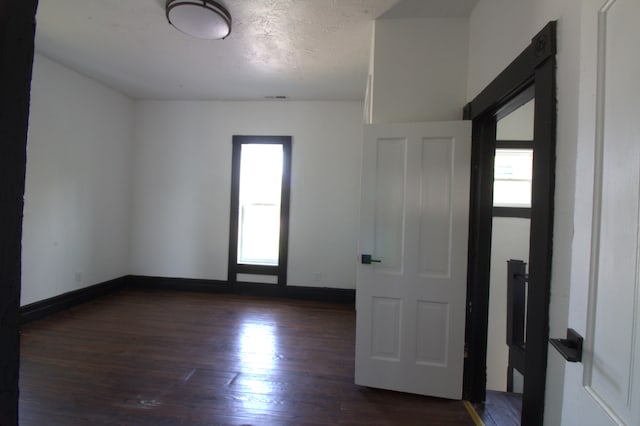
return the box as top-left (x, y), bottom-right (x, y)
top-left (228, 135), bottom-right (291, 286)
top-left (492, 139), bottom-right (533, 218)
top-left (493, 148), bottom-right (533, 208)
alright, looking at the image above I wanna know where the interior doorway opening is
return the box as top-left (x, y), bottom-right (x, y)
top-left (487, 97), bottom-right (534, 398)
top-left (463, 21), bottom-right (557, 426)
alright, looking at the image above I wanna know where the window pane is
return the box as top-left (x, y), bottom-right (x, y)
top-left (237, 144), bottom-right (283, 265)
top-left (493, 149), bottom-right (533, 208)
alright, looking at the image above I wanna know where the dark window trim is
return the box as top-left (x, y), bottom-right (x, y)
top-left (496, 140), bottom-right (533, 150)
top-left (495, 84), bottom-right (536, 122)
top-left (463, 21), bottom-right (556, 426)
top-left (493, 207), bottom-right (531, 218)
top-left (228, 135), bottom-right (292, 287)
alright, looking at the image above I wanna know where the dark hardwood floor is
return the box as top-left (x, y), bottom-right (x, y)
top-left (19, 289), bottom-right (476, 425)
top-left (474, 391), bottom-right (522, 426)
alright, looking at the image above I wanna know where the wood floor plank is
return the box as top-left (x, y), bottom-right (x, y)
top-left (20, 289), bottom-right (477, 425)
top-left (473, 390), bottom-right (522, 426)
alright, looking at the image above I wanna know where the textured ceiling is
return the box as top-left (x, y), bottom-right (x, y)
top-left (34, 0), bottom-right (477, 101)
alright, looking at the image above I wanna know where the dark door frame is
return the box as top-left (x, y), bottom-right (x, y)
top-left (462, 21), bottom-right (557, 426)
top-left (0, 0), bottom-right (38, 424)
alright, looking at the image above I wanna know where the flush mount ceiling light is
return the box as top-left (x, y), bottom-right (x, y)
top-left (166, 0), bottom-right (231, 40)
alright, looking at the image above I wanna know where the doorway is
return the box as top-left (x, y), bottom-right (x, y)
top-left (463, 21), bottom-right (557, 426)
top-left (487, 97), bottom-right (534, 397)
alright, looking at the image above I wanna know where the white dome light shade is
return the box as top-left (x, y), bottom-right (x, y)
top-left (166, 0), bottom-right (231, 40)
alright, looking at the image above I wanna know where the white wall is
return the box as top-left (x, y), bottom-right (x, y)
top-left (469, 1), bottom-right (585, 424)
top-left (21, 54), bottom-right (134, 306)
top-left (372, 18), bottom-right (469, 123)
top-left (496, 99), bottom-right (535, 141)
top-left (23, 59), bottom-right (364, 298)
top-left (131, 101), bottom-right (363, 289)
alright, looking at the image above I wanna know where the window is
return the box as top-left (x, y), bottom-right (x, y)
top-left (493, 97), bottom-right (534, 219)
top-left (493, 148), bottom-right (533, 208)
top-left (492, 140), bottom-right (533, 218)
top-left (237, 144), bottom-right (282, 265)
top-left (228, 136), bottom-right (291, 286)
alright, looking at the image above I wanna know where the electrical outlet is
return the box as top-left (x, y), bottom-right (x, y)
top-left (313, 273), bottom-right (321, 282)
top-left (75, 272), bottom-right (82, 283)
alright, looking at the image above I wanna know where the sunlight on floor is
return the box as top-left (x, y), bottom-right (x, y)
top-left (238, 321), bottom-right (278, 374)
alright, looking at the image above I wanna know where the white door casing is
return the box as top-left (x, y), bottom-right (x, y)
top-left (562, 0), bottom-right (640, 424)
top-left (355, 121), bottom-right (471, 399)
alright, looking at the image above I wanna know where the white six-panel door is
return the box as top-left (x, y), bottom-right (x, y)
top-left (562, 0), bottom-right (640, 424)
top-left (355, 121), bottom-right (471, 399)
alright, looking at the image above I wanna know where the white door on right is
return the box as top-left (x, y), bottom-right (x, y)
top-left (562, 0), bottom-right (640, 424)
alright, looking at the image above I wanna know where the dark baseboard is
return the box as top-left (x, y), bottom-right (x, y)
top-left (19, 276), bottom-right (128, 324)
top-left (19, 275), bottom-right (355, 324)
top-left (128, 275), bottom-right (355, 303)
top-left (128, 275), bottom-right (230, 294)
top-left (282, 284), bottom-right (355, 303)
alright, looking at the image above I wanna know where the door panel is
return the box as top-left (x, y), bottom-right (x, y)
top-left (416, 301), bottom-right (449, 366)
top-left (587, 0), bottom-right (640, 422)
top-left (562, 0), bottom-right (640, 424)
top-left (419, 138), bottom-right (454, 277)
top-left (371, 297), bottom-right (402, 360)
top-left (355, 121), bottom-right (471, 400)
top-left (373, 138), bottom-right (406, 273)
